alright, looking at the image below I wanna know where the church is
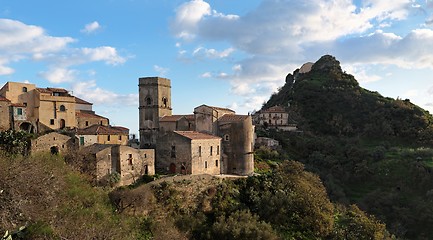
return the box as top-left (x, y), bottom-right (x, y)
top-left (138, 77), bottom-right (254, 175)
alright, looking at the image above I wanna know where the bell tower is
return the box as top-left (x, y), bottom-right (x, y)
top-left (138, 77), bottom-right (172, 148)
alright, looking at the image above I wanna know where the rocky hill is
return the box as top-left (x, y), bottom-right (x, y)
top-left (264, 55), bottom-right (433, 143)
top-left (260, 55), bottom-right (433, 239)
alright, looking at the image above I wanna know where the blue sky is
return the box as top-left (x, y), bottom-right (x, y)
top-left (1, 0), bottom-right (433, 136)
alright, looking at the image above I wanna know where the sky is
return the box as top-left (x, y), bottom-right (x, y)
top-left (1, 0), bottom-right (433, 136)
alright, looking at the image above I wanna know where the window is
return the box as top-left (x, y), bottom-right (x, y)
top-left (107, 135), bottom-right (111, 141)
top-left (50, 119), bottom-right (55, 125)
top-left (217, 145), bottom-right (219, 155)
top-left (146, 97), bottom-right (152, 105)
top-left (119, 135), bottom-right (122, 140)
top-left (79, 137), bottom-right (84, 146)
top-left (22, 87), bottom-right (27, 92)
top-left (210, 146), bottom-right (213, 156)
top-left (128, 154), bottom-right (133, 165)
top-left (224, 134), bottom-right (229, 141)
top-left (85, 121), bottom-right (89, 126)
top-left (53, 92), bottom-right (60, 96)
top-left (205, 161), bottom-right (207, 169)
top-left (100, 121), bottom-right (103, 125)
top-left (144, 153), bottom-right (147, 158)
top-left (17, 108), bottom-right (23, 115)
top-left (59, 105), bottom-right (66, 111)
top-left (215, 160), bottom-right (218, 167)
top-left (171, 145), bottom-right (176, 158)
top-left (23, 103), bottom-right (27, 107)
top-left (162, 97), bottom-right (168, 107)
top-left (199, 146), bottom-right (202, 157)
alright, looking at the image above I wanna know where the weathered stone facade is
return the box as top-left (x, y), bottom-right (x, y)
top-left (138, 77), bottom-right (254, 176)
top-left (76, 125), bottom-right (129, 146)
top-left (254, 105), bottom-right (297, 131)
top-left (83, 144), bottom-right (155, 186)
top-left (0, 82), bottom-right (118, 135)
top-left (31, 132), bottom-right (77, 155)
top-left (139, 77), bottom-right (172, 149)
top-left (157, 131), bottom-right (221, 175)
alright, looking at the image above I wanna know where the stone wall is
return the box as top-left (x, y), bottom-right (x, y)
top-left (31, 132), bottom-right (77, 155)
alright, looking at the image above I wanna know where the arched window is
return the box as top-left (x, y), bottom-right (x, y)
top-left (146, 97), bottom-right (152, 105)
top-left (162, 97), bottom-right (168, 107)
top-left (22, 87), bottom-right (27, 92)
top-left (59, 105), bottom-right (66, 111)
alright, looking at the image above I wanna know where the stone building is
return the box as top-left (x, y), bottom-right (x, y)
top-left (139, 77), bottom-right (254, 176)
top-left (0, 82), bottom-right (112, 134)
top-left (157, 131), bottom-right (221, 175)
top-left (254, 105), bottom-right (297, 131)
top-left (83, 144), bottom-right (155, 186)
top-left (76, 125), bottom-right (129, 146)
top-left (31, 132), bottom-right (78, 155)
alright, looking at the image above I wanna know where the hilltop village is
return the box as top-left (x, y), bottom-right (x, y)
top-left (0, 77), bottom-right (297, 186)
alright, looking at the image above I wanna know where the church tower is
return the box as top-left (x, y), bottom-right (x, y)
top-left (139, 77), bottom-right (172, 148)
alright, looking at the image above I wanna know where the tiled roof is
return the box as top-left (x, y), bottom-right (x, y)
top-left (0, 96), bottom-right (10, 102)
top-left (174, 131), bottom-right (221, 140)
top-left (160, 115), bottom-right (185, 122)
top-left (207, 105), bottom-right (235, 113)
top-left (196, 104), bottom-right (235, 113)
top-left (36, 87), bottom-right (70, 94)
top-left (77, 125), bottom-right (129, 135)
top-left (218, 114), bottom-right (250, 122)
top-left (76, 111), bottom-right (108, 120)
top-left (75, 97), bottom-right (93, 105)
top-left (261, 105), bottom-right (287, 113)
top-left (160, 114), bottom-right (195, 122)
top-left (184, 114), bottom-right (195, 121)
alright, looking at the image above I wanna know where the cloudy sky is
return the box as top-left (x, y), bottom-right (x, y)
top-left (1, 0), bottom-right (433, 135)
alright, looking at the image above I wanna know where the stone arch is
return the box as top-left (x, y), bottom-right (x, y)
top-left (59, 119), bottom-right (66, 129)
top-left (169, 163), bottom-right (176, 174)
top-left (162, 97), bottom-right (168, 107)
top-left (59, 105), bottom-right (66, 111)
top-left (146, 97), bottom-right (152, 105)
top-left (19, 122), bottom-right (34, 133)
top-left (50, 146), bottom-right (59, 155)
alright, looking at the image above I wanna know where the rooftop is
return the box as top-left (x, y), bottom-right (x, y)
top-left (77, 125), bottom-right (129, 135)
top-left (76, 111), bottom-right (108, 119)
top-left (218, 114), bottom-right (250, 122)
top-left (261, 105), bottom-right (287, 113)
top-left (75, 97), bottom-right (93, 105)
top-left (174, 131), bottom-right (221, 140)
top-left (0, 96), bottom-right (10, 102)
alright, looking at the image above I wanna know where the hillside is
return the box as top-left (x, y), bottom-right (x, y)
top-left (0, 151), bottom-right (389, 239)
top-left (260, 55), bottom-right (433, 239)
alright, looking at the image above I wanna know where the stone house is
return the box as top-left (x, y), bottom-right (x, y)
top-left (157, 131), bottom-right (221, 175)
top-left (139, 77), bottom-right (254, 176)
top-left (0, 82), bottom-right (110, 134)
top-left (83, 144), bottom-right (155, 186)
top-left (31, 132), bottom-right (78, 155)
top-left (76, 125), bottom-right (129, 147)
top-left (255, 137), bottom-right (279, 150)
top-left (0, 97), bottom-right (11, 131)
top-left (254, 105), bottom-right (297, 131)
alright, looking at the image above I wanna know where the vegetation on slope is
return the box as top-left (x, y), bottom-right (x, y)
top-left (260, 55), bottom-right (433, 239)
top-left (0, 152), bottom-right (151, 239)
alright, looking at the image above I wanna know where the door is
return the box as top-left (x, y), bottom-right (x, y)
top-left (169, 163), bottom-right (176, 174)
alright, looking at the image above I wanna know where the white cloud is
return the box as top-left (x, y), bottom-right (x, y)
top-left (39, 67), bottom-right (78, 84)
top-left (342, 64), bottom-right (382, 83)
top-left (81, 21), bottom-right (101, 34)
top-left (154, 65), bottom-right (169, 76)
top-left (81, 46), bottom-right (126, 65)
top-left (0, 18), bottom-right (126, 82)
top-left (201, 72), bottom-right (211, 78)
top-left (71, 80), bottom-right (138, 107)
top-left (192, 46), bottom-right (234, 59)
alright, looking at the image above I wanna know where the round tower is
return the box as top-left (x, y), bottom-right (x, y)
top-left (138, 77), bottom-right (172, 148)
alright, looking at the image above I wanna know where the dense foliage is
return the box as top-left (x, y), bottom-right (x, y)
top-left (260, 55), bottom-right (433, 239)
top-left (0, 130), bottom-right (32, 155)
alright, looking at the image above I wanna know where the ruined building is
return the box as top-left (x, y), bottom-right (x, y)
top-left (139, 77), bottom-right (254, 176)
